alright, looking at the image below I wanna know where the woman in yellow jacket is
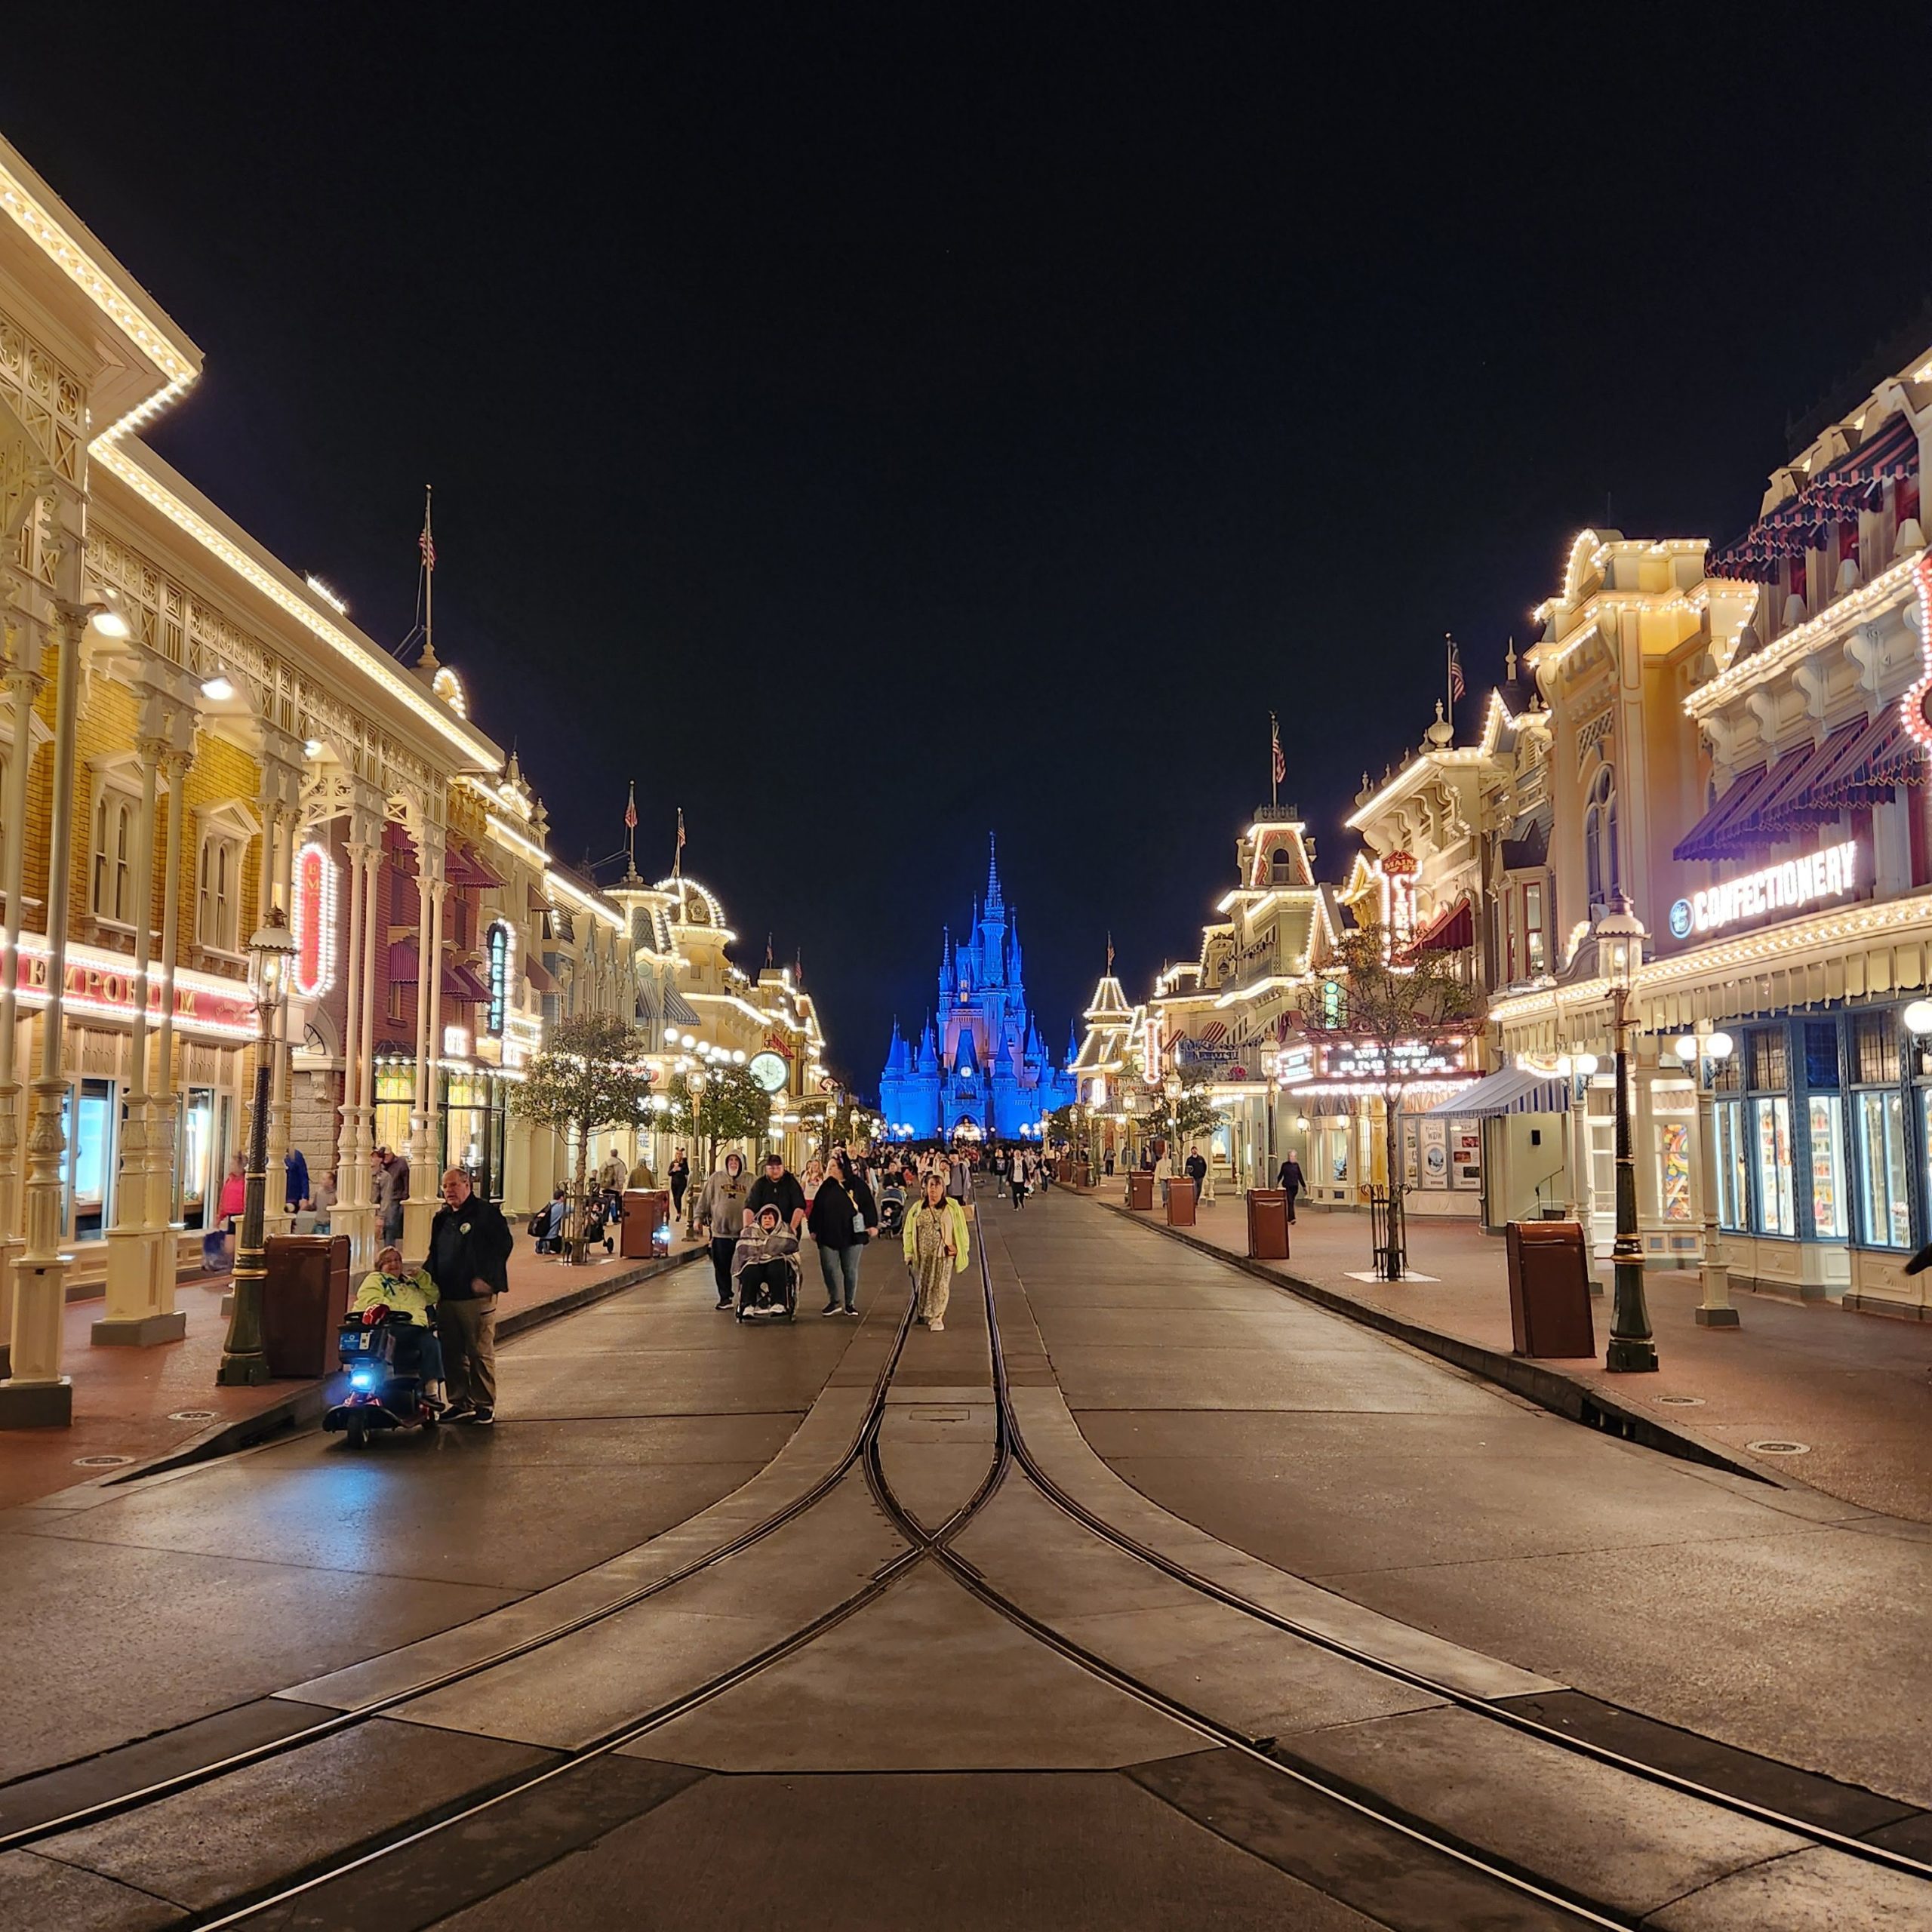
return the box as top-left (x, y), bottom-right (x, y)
top-left (351, 1244), bottom-right (447, 1401)
top-left (902, 1171), bottom-right (970, 1331)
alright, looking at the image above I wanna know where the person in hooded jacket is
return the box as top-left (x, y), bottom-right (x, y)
top-left (902, 1170), bottom-right (971, 1332)
top-left (696, 1152), bottom-right (752, 1308)
top-left (808, 1149), bottom-right (877, 1315)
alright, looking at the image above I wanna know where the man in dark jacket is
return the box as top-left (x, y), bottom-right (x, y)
top-left (746, 1152), bottom-right (808, 1235)
top-left (1184, 1146), bottom-right (1208, 1190)
top-left (427, 1167), bottom-right (514, 1425)
top-left (1275, 1150), bottom-right (1305, 1223)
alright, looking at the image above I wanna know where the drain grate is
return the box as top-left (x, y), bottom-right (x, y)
top-left (73, 1453), bottom-right (136, 1468)
top-left (1654, 1395), bottom-right (1706, 1407)
top-left (168, 1409), bottom-right (218, 1423)
top-left (1746, 1438), bottom-right (1810, 1456)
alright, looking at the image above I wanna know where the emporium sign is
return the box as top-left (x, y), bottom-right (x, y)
top-left (1667, 838), bottom-right (1859, 942)
top-left (14, 937), bottom-right (257, 1038)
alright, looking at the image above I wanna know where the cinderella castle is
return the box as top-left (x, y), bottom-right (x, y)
top-left (878, 838), bottom-right (1075, 1140)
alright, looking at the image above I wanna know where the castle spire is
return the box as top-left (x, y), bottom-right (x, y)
top-left (985, 831), bottom-right (1004, 917)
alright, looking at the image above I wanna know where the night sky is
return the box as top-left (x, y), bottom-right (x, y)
top-left (6, 7), bottom-right (1929, 1094)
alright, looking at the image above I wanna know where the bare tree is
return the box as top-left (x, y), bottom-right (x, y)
top-left (1297, 921), bottom-right (1485, 1279)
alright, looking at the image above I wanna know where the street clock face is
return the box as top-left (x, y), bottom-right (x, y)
top-left (748, 1051), bottom-right (789, 1094)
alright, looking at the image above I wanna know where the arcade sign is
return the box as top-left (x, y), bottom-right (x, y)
top-left (1320, 1038), bottom-right (1466, 1083)
top-left (1668, 838), bottom-right (1859, 943)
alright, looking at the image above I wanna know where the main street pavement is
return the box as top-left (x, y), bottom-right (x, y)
top-left (0, 1187), bottom-right (1927, 1929)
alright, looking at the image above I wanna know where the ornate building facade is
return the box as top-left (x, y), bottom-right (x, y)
top-left (878, 841), bottom-right (1072, 1140)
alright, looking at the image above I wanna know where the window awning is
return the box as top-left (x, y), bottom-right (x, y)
top-left (523, 954), bottom-right (558, 995)
top-left (1748, 718), bottom-right (1863, 829)
top-left (1707, 415), bottom-right (1918, 582)
top-left (1409, 896), bottom-right (1473, 954)
top-left (663, 983), bottom-right (701, 1028)
top-left (1423, 1066), bottom-right (1567, 1117)
top-left (1672, 764), bottom-right (1775, 863)
top-left (386, 940), bottom-right (493, 1005)
top-left (445, 843), bottom-right (505, 890)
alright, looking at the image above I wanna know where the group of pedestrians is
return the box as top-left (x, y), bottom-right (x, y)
top-left (989, 1143), bottom-right (1043, 1208)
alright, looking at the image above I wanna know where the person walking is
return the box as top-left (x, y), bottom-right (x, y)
top-left (426, 1168), bottom-right (514, 1426)
top-left (946, 1148), bottom-right (972, 1209)
top-left (903, 1170), bottom-right (969, 1332)
top-left (1184, 1144), bottom-right (1208, 1193)
top-left (696, 1152), bottom-right (752, 1308)
top-left (284, 1145), bottom-right (311, 1217)
top-left (598, 1144), bottom-right (629, 1197)
top-left (374, 1146), bottom-right (409, 1246)
top-left (747, 1152), bottom-right (808, 1236)
top-left (216, 1152), bottom-right (247, 1268)
top-left (1275, 1149), bottom-right (1305, 1223)
top-left (808, 1150), bottom-right (876, 1315)
top-left (1008, 1149), bottom-right (1027, 1209)
top-left (668, 1149), bottom-right (690, 1219)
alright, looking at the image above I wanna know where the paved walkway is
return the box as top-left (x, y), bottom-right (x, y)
top-left (0, 1234), bottom-right (708, 1510)
top-left (1119, 1191), bottom-right (1932, 1523)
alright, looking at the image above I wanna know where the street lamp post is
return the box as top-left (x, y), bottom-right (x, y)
top-left (217, 906), bottom-right (297, 1386)
top-left (1675, 1028), bottom-right (1737, 1327)
top-left (1265, 1075), bottom-right (1278, 1184)
top-left (685, 1066), bottom-right (709, 1235)
top-left (1596, 897), bottom-right (1657, 1373)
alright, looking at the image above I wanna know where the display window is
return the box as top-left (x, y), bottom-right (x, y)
top-left (1856, 1089), bottom-right (1912, 1248)
top-left (1715, 1100), bottom-right (1749, 1230)
top-left (1658, 1121), bottom-right (1693, 1223)
top-left (1806, 1095), bottom-right (1847, 1240)
top-left (1751, 1095), bottom-right (1795, 1236)
top-left (180, 1086), bottom-right (216, 1229)
top-left (374, 1066), bottom-right (413, 1159)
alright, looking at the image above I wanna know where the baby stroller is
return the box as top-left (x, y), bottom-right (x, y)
top-left (878, 1182), bottom-right (906, 1235)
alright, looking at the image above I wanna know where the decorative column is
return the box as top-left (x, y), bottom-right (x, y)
top-left (96, 722), bottom-right (183, 1345)
top-left (0, 632), bottom-right (47, 1375)
top-left (1, 595), bottom-right (87, 1426)
top-left (402, 825), bottom-right (444, 1253)
top-left (144, 744), bottom-right (189, 1308)
top-left (333, 832), bottom-right (371, 1258)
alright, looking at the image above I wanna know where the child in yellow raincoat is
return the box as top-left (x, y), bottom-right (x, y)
top-left (901, 1171), bottom-right (970, 1331)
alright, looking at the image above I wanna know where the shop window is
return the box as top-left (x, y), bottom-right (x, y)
top-left (179, 1086), bottom-right (215, 1229)
top-left (1712, 1052), bottom-right (1741, 1094)
top-left (1802, 1021), bottom-right (1841, 1090)
top-left (1715, 1101), bottom-right (1749, 1229)
top-left (1746, 1029), bottom-right (1789, 1093)
top-left (1858, 1091), bottom-right (1912, 1248)
top-left (1658, 1121), bottom-right (1693, 1223)
top-left (91, 784), bottom-right (137, 924)
top-left (1806, 1096), bottom-right (1847, 1239)
top-left (1853, 1010), bottom-right (1901, 1086)
top-left (1751, 1096), bottom-right (1795, 1235)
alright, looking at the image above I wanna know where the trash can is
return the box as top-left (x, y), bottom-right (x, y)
top-left (621, 1189), bottom-right (671, 1259)
top-left (1167, 1177), bottom-right (1197, 1228)
top-left (263, 1234), bottom-right (352, 1378)
top-left (1246, 1188), bottom-right (1291, 1260)
top-left (1127, 1171), bottom-right (1154, 1211)
top-left (1505, 1220), bottom-right (1595, 1358)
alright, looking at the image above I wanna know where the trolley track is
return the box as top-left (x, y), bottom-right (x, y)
top-left (978, 1201), bottom-right (1932, 1890)
top-left (0, 1290), bottom-right (920, 1857)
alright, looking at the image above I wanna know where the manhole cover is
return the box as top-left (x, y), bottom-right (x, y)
top-left (168, 1409), bottom-right (218, 1423)
top-left (73, 1454), bottom-right (136, 1468)
top-left (1654, 1395), bottom-right (1706, 1407)
top-left (1746, 1439), bottom-right (1810, 1456)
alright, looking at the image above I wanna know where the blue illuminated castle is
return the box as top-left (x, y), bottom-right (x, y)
top-left (878, 838), bottom-right (1075, 1140)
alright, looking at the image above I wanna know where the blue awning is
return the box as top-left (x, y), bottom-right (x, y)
top-left (1423, 1066), bottom-right (1567, 1118)
top-left (663, 984), bottom-right (701, 1028)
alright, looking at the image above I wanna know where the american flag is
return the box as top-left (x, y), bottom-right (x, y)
top-left (676, 808), bottom-right (686, 851)
top-left (1447, 634), bottom-right (1465, 703)
top-left (1270, 712), bottom-right (1286, 787)
top-left (623, 781), bottom-right (637, 830)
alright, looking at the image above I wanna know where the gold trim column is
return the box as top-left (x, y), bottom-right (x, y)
top-left (402, 825), bottom-right (444, 1254)
top-left (144, 743), bottom-right (189, 1312)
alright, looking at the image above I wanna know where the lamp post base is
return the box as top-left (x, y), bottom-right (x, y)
top-left (1694, 1306), bottom-right (1742, 1328)
top-left (0, 1376), bottom-right (72, 1427)
top-left (215, 1349), bottom-right (271, 1387)
top-left (1605, 1336), bottom-right (1660, 1373)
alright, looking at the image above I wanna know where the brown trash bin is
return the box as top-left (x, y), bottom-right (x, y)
top-left (1127, 1171), bottom-right (1154, 1211)
top-left (1247, 1189), bottom-right (1291, 1260)
top-left (1505, 1220), bottom-right (1595, 1358)
top-left (263, 1234), bottom-right (352, 1378)
top-left (621, 1189), bottom-right (671, 1259)
top-left (1167, 1177), bottom-right (1197, 1227)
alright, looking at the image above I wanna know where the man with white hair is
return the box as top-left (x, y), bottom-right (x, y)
top-left (426, 1168), bottom-right (515, 1425)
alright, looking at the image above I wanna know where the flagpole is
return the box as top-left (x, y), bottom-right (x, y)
top-left (423, 485), bottom-right (434, 666)
top-left (1269, 712), bottom-right (1278, 809)
top-left (624, 780), bottom-right (637, 878)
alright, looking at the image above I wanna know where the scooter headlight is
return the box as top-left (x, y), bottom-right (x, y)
top-left (350, 1367), bottom-right (377, 1392)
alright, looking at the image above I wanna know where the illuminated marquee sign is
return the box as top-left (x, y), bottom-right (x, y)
top-left (1667, 838), bottom-right (1858, 941)
top-left (290, 842), bottom-right (338, 999)
top-left (1320, 1038), bottom-right (1466, 1082)
top-left (15, 937), bottom-right (256, 1039)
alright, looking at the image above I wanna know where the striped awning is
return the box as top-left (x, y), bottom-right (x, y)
top-left (1707, 416), bottom-right (1919, 583)
top-left (1423, 1066), bottom-right (1567, 1118)
top-left (1672, 764), bottom-right (1777, 863)
top-left (1410, 895), bottom-right (1473, 954)
top-left (663, 983), bottom-right (701, 1028)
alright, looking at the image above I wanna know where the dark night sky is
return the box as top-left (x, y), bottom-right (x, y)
top-left (6, 5), bottom-right (1929, 1092)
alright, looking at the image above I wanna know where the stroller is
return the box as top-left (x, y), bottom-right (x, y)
top-left (878, 1182), bottom-right (906, 1235)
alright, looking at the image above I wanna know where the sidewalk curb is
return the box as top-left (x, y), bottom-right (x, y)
top-left (94, 1245), bottom-right (707, 1492)
top-left (1094, 1198), bottom-right (1777, 1487)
